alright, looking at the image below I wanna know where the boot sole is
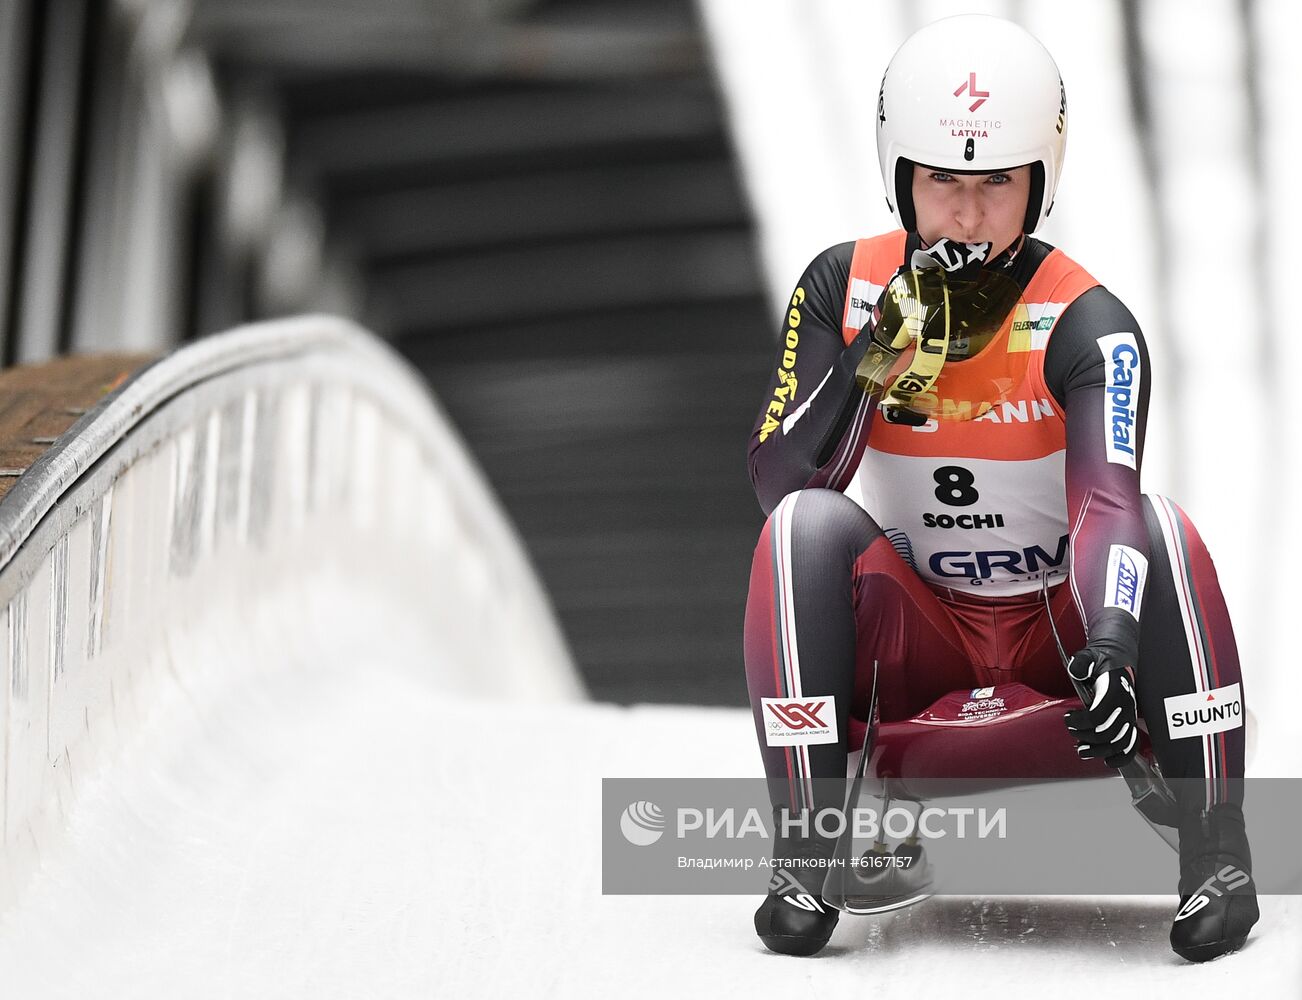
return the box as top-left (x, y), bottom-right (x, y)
top-left (758, 931), bottom-right (835, 956)
top-left (1171, 935), bottom-right (1248, 963)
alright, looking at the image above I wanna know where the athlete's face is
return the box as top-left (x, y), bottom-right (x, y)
top-left (911, 165), bottom-right (1031, 259)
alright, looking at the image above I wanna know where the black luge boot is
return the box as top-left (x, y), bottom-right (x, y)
top-left (1170, 803), bottom-right (1259, 963)
top-left (754, 818), bottom-right (839, 957)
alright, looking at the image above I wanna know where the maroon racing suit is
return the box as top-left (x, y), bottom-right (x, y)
top-left (744, 232), bottom-right (1246, 818)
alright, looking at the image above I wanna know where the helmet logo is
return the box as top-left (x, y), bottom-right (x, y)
top-left (953, 72), bottom-right (990, 113)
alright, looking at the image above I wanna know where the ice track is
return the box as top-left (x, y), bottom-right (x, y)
top-left (0, 652), bottom-right (1296, 999)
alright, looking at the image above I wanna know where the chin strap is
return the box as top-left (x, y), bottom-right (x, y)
top-left (915, 234), bottom-right (1028, 273)
top-left (989, 234), bottom-right (1026, 269)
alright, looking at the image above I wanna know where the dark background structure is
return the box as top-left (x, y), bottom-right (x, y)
top-left (0, 0), bottom-right (773, 706)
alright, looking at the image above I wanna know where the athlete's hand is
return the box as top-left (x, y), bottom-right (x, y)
top-left (1063, 649), bottom-right (1139, 769)
top-left (843, 313), bottom-right (879, 370)
top-left (846, 274), bottom-right (917, 379)
top-left (850, 238), bottom-right (993, 373)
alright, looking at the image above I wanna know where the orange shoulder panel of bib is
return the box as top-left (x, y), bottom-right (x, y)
top-left (1027, 247), bottom-right (1102, 419)
top-left (842, 230), bottom-right (909, 346)
top-left (1022, 247), bottom-right (1100, 306)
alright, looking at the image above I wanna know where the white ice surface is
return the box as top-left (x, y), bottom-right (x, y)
top-left (0, 653), bottom-right (1297, 999)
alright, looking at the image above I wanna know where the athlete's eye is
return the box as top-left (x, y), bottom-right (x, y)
top-left (986, 173), bottom-right (1011, 185)
top-left (929, 172), bottom-right (953, 183)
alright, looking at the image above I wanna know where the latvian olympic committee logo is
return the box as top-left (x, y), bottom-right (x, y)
top-left (620, 800), bottom-right (666, 846)
top-left (762, 696), bottom-right (839, 747)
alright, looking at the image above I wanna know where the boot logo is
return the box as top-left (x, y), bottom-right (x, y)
top-left (1174, 865), bottom-right (1250, 921)
top-left (784, 893), bottom-right (825, 913)
top-left (769, 869), bottom-right (826, 912)
top-left (1174, 895), bottom-right (1209, 921)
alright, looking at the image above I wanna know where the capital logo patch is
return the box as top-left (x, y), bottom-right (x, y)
top-left (1098, 332), bottom-right (1141, 469)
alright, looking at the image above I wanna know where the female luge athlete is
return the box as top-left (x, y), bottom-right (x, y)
top-left (743, 14), bottom-right (1257, 962)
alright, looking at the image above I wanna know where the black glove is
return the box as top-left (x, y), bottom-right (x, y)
top-left (1064, 649), bottom-right (1139, 769)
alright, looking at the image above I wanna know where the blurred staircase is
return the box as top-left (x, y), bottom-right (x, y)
top-left (205, 0), bottom-right (773, 704)
top-left (378, 78), bottom-right (772, 705)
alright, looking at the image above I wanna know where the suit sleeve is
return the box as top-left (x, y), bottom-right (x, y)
top-left (1045, 286), bottom-right (1152, 671)
top-left (747, 243), bottom-right (879, 516)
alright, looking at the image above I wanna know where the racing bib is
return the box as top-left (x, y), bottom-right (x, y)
top-left (839, 233), bottom-right (1098, 596)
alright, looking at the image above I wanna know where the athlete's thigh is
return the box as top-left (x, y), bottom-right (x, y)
top-left (850, 536), bottom-right (981, 721)
top-left (1003, 580), bottom-right (1085, 698)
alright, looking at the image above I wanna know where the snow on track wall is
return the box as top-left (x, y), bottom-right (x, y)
top-left (0, 315), bottom-right (581, 902)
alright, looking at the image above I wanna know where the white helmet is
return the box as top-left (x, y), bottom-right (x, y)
top-left (876, 15), bottom-right (1067, 234)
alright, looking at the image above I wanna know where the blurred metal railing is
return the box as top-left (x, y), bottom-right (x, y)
top-left (0, 315), bottom-right (581, 903)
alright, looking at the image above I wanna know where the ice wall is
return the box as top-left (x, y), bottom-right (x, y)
top-left (0, 316), bottom-right (581, 903)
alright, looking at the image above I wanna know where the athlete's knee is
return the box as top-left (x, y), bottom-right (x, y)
top-left (769, 489), bottom-right (883, 551)
top-left (1142, 493), bottom-right (1212, 560)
